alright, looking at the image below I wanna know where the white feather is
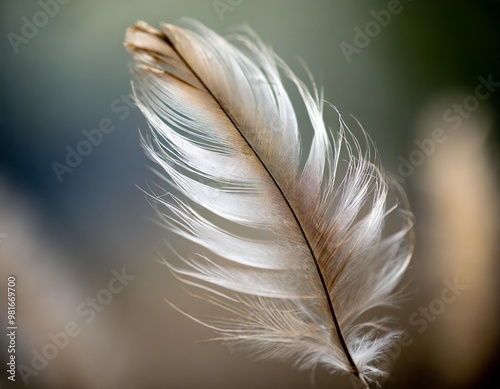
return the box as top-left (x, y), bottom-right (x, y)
top-left (125, 20), bottom-right (414, 387)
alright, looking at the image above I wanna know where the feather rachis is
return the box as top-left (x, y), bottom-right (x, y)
top-left (126, 20), bottom-right (413, 387)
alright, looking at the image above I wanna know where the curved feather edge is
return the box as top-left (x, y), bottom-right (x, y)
top-left (125, 19), bottom-right (414, 388)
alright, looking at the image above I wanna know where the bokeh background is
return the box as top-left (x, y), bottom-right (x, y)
top-left (1, 1), bottom-right (499, 388)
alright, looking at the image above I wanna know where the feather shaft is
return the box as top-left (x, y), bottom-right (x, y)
top-left (125, 20), bottom-right (413, 388)
top-left (131, 21), bottom-right (361, 376)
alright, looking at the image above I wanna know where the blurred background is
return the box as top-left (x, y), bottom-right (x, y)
top-left (0, 0), bottom-right (499, 388)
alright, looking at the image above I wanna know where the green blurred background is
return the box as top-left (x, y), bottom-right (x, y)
top-left (0, 1), bottom-right (499, 388)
